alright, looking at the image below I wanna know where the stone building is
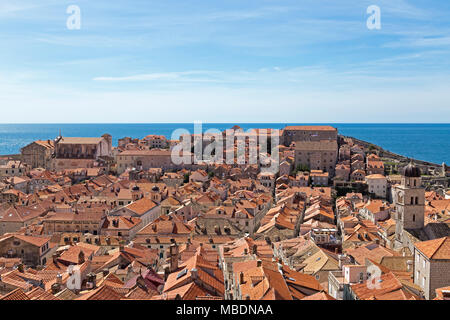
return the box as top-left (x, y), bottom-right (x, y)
top-left (116, 149), bottom-right (173, 174)
top-left (20, 140), bottom-right (54, 169)
top-left (365, 174), bottom-right (388, 198)
top-left (0, 161), bottom-right (28, 178)
top-left (414, 237), bottom-right (450, 300)
top-left (0, 234), bottom-right (52, 267)
top-left (294, 140), bottom-right (338, 177)
top-left (51, 134), bottom-right (112, 170)
top-left (282, 125), bottom-right (337, 147)
top-left (142, 135), bottom-right (169, 149)
top-left (42, 212), bottom-right (105, 235)
top-left (0, 205), bottom-right (47, 235)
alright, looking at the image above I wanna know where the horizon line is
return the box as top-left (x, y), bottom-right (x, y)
top-left (0, 122), bottom-right (449, 125)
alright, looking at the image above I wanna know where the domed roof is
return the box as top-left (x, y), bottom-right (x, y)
top-left (403, 162), bottom-right (421, 177)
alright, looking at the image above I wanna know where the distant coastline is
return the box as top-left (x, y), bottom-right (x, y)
top-left (0, 123), bottom-right (449, 164)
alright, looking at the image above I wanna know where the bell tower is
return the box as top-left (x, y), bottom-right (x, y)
top-left (394, 162), bottom-right (425, 242)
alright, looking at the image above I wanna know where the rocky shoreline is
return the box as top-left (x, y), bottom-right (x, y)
top-left (340, 135), bottom-right (443, 168)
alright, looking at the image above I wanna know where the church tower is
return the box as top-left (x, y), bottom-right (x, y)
top-left (394, 162), bottom-right (425, 243)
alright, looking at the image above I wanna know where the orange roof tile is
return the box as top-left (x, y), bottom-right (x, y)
top-left (415, 237), bottom-right (450, 260)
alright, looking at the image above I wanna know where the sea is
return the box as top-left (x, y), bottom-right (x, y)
top-left (0, 123), bottom-right (448, 165)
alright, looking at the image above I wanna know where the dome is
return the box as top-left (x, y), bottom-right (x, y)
top-left (403, 162), bottom-right (421, 177)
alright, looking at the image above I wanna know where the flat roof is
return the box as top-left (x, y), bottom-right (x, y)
top-left (284, 125), bottom-right (337, 131)
top-left (58, 137), bottom-right (104, 145)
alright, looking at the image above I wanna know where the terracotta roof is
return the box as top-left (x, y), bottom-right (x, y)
top-left (301, 291), bottom-right (335, 300)
top-left (415, 237), bottom-right (450, 260)
top-left (75, 285), bottom-right (124, 300)
top-left (125, 197), bottom-right (158, 215)
top-left (27, 287), bottom-right (60, 300)
top-left (102, 216), bottom-right (142, 230)
top-left (119, 150), bottom-right (171, 156)
top-left (2, 234), bottom-right (50, 247)
top-left (0, 288), bottom-right (30, 300)
top-left (350, 272), bottom-right (420, 300)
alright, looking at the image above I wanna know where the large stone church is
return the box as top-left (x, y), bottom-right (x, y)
top-left (393, 162), bottom-right (450, 253)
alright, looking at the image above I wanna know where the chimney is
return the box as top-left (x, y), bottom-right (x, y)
top-left (51, 283), bottom-right (61, 295)
top-left (86, 272), bottom-right (96, 289)
top-left (78, 250), bottom-right (85, 264)
top-left (102, 268), bottom-right (109, 277)
top-left (239, 272), bottom-right (245, 284)
top-left (169, 243), bottom-right (179, 273)
top-left (17, 263), bottom-right (24, 273)
top-left (252, 244), bottom-right (258, 255)
top-left (190, 268), bottom-right (198, 281)
top-left (257, 260), bottom-right (262, 267)
top-left (338, 254), bottom-right (345, 269)
top-left (56, 273), bottom-right (62, 285)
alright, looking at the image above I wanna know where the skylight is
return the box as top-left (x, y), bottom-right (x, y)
top-left (176, 268), bottom-right (188, 279)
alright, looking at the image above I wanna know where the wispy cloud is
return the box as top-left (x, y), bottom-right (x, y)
top-left (1, 0), bottom-right (450, 123)
top-left (93, 71), bottom-right (221, 82)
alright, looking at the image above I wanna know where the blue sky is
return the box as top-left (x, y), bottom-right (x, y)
top-left (0, 0), bottom-right (450, 123)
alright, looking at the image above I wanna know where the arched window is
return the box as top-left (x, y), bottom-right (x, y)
top-left (411, 197), bottom-right (414, 205)
top-left (413, 214), bottom-right (416, 222)
top-left (415, 197), bottom-right (419, 205)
